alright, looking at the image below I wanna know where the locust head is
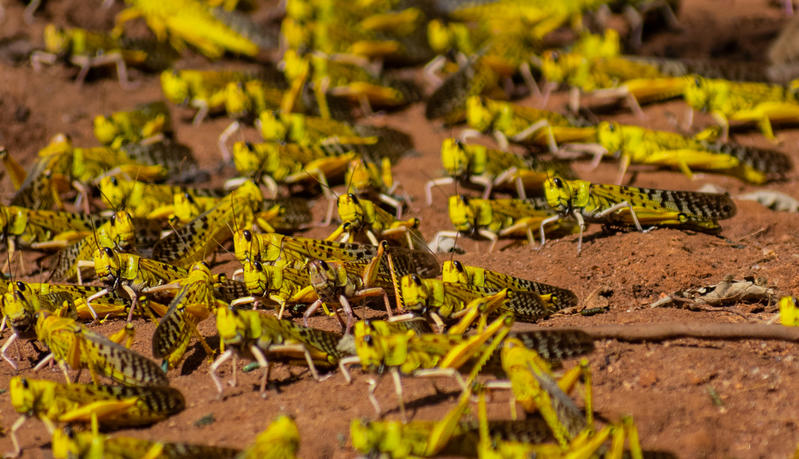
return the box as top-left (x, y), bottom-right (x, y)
top-left (172, 192), bottom-right (201, 224)
top-left (9, 376), bottom-right (41, 416)
top-left (224, 82), bottom-right (251, 120)
top-left (353, 321), bottom-right (394, 372)
top-left (441, 138), bottom-right (473, 178)
top-left (94, 247), bottom-right (121, 287)
top-left (232, 141), bottom-right (263, 178)
top-left (399, 274), bottom-right (429, 313)
top-left (540, 50), bottom-right (566, 84)
top-left (307, 259), bottom-right (346, 294)
top-left (233, 229), bottom-right (257, 264)
top-left (337, 194), bottom-right (365, 228)
top-left (92, 115), bottom-right (119, 146)
top-left (258, 110), bottom-right (288, 142)
top-left (108, 211), bottom-right (135, 251)
top-left (43, 24), bottom-right (70, 55)
top-left (447, 195), bottom-right (477, 234)
top-left (428, 18), bottom-right (454, 52)
top-left (160, 70), bottom-right (191, 105)
top-left (596, 121), bottom-right (623, 155)
top-left (683, 75), bottom-right (711, 112)
top-left (544, 175), bottom-right (574, 214)
top-left (51, 426), bottom-right (84, 459)
top-left (97, 176), bottom-right (130, 210)
top-left (441, 260), bottom-right (469, 285)
top-left (4, 282), bottom-right (37, 336)
top-left (345, 159), bottom-right (375, 195)
top-left (248, 415), bottom-right (300, 456)
top-left (242, 260), bottom-right (270, 296)
top-left (465, 96), bottom-right (494, 133)
top-left (215, 307), bottom-right (244, 346)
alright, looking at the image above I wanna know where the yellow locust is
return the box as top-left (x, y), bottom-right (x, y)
top-left (541, 175), bottom-right (737, 254)
top-left (595, 121), bottom-right (792, 184)
top-left (210, 307), bottom-right (345, 396)
top-left (432, 195), bottom-right (577, 252)
top-left (8, 376), bottom-right (184, 457)
top-left (34, 312), bottom-right (168, 386)
top-left (152, 262), bottom-right (228, 369)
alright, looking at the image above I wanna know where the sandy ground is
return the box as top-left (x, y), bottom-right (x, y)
top-left (1, 0), bottom-right (799, 457)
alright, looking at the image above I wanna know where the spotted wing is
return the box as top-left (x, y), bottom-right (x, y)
top-left (590, 183), bottom-right (737, 221)
top-left (82, 328), bottom-right (168, 386)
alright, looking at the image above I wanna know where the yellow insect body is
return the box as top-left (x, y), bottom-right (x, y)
top-left (151, 180), bottom-right (263, 267)
top-left (238, 259), bottom-right (316, 312)
top-left (93, 101), bottom-right (172, 147)
top-left (684, 76), bottom-right (799, 140)
top-left (466, 96), bottom-right (596, 150)
top-left (35, 313), bottom-right (168, 386)
top-left (232, 230), bottom-right (440, 280)
top-left (433, 195), bottom-right (576, 252)
top-left (400, 274), bottom-right (555, 325)
top-left (152, 262), bottom-right (227, 369)
top-left (51, 425), bottom-right (241, 459)
top-left (596, 121), bottom-right (792, 184)
top-left (117, 0), bottom-right (260, 58)
top-left (542, 175), bottom-right (737, 253)
top-left (328, 193), bottom-right (422, 248)
top-left (9, 377), bottom-right (184, 457)
top-left (441, 260), bottom-right (578, 311)
top-left (210, 307), bottom-right (344, 395)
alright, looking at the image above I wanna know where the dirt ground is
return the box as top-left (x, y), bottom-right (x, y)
top-left (1, 0), bottom-right (799, 458)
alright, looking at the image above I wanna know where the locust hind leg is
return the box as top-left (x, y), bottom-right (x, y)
top-left (391, 367), bottom-right (407, 422)
top-left (249, 344), bottom-right (271, 397)
top-left (367, 377), bottom-right (382, 415)
top-left (1, 333), bottom-right (19, 370)
top-left (210, 349), bottom-right (233, 396)
top-left (218, 121), bottom-right (240, 163)
top-left (271, 343), bottom-right (321, 381)
top-left (353, 287), bottom-right (393, 319)
top-left (122, 285), bottom-right (139, 323)
top-left (7, 416), bottom-right (27, 458)
top-left (424, 177), bottom-right (454, 206)
top-left (338, 294), bottom-right (356, 335)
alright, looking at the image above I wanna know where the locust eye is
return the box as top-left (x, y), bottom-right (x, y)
top-left (110, 214), bottom-right (116, 223)
top-left (21, 378), bottom-right (28, 389)
top-left (245, 141), bottom-right (255, 150)
top-left (254, 261), bottom-right (263, 272)
top-left (608, 123), bottom-right (615, 132)
top-left (201, 261), bottom-right (209, 269)
top-left (319, 260), bottom-right (329, 269)
top-left (364, 335), bottom-right (373, 346)
top-left (553, 177), bottom-right (564, 188)
top-left (110, 176), bottom-right (118, 186)
top-left (694, 76), bottom-right (702, 87)
top-left (16, 281), bottom-right (25, 291)
top-left (460, 195), bottom-right (469, 205)
top-left (412, 274), bottom-right (422, 285)
top-left (103, 247), bottom-right (114, 257)
top-left (551, 51), bottom-right (559, 62)
top-left (348, 193), bottom-right (359, 203)
top-left (243, 230), bottom-right (252, 241)
top-left (185, 193), bottom-right (195, 203)
top-left (453, 260), bottom-right (464, 271)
